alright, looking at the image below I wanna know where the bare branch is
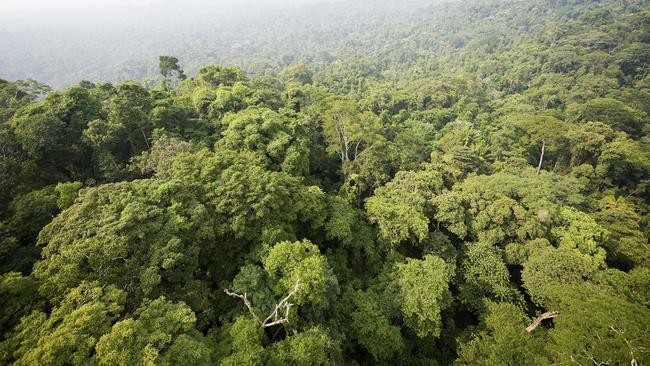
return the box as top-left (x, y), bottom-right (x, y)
top-left (225, 279), bottom-right (301, 329)
top-left (354, 142), bottom-right (376, 161)
top-left (224, 289), bottom-right (263, 324)
top-left (353, 140), bottom-right (361, 160)
top-left (536, 139), bottom-right (546, 175)
top-left (140, 127), bottom-right (151, 150)
top-left (609, 325), bottom-right (643, 366)
top-left (526, 311), bottom-right (560, 332)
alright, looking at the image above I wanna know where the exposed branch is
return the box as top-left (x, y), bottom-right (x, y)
top-left (335, 124), bottom-right (347, 162)
top-left (353, 140), bottom-right (362, 160)
top-left (609, 325), bottom-right (641, 366)
top-left (223, 289), bottom-right (262, 324)
top-left (140, 127), bottom-right (151, 150)
top-left (225, 280), bottom-right (301, 329)
top-left (354, 142), bottom-right (376, 162)
top-left (536, 139), bottom-right (546, 175)
top-left (526, 311), bottom-right (559, 332)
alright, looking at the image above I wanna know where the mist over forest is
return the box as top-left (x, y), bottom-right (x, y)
top-left (1, 0), bottom-right (649, 365)
top-left (1, 0), bottom-right (439, 88)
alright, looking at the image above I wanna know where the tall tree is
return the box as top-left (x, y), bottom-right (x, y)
top-left (159, 56), bottom-right (187, 89)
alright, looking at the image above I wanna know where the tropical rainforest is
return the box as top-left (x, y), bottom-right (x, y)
top-left (1, 0), bottom-right (650, 364)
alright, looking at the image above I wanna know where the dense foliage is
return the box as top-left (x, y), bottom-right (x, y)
top-left (1, 0), bottom-right (649, 364)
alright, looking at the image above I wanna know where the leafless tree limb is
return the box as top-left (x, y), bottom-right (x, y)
top-left (536, 139), bottom-right (546, 175)
top-left (609, 325), bottom-right (643, 366)
top-left (225, 280), bottom-right (301, 329)
top-left (223, 288), bottom-right (263, 324)
top-left (526, 311), bottom-right (560, 332)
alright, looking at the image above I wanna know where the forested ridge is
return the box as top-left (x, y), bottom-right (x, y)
top-left (1, 0), bottom-right (650, 364)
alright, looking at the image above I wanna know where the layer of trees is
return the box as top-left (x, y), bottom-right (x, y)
top-left (1, 0), bottom-right (649, 364)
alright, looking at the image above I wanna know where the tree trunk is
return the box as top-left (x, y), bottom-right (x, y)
top-left (536, 139), bottom-right (546, 175)
top-left (140, 127), bottom-right (151, 150)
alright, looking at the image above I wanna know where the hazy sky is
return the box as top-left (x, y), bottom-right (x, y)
top-left (0, 0), bottom-right (429, 87)
top-left (1, 0), bottom-right (157, 12)
top-left (0, 0), bottom-right (344, 29)
top-left (0, 0), bottom-right (337, 13)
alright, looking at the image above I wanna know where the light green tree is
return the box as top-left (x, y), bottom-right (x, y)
top-left (392, 255), bottom-right (452, 338)
top-left (95, 297), bottom-right (215, 366)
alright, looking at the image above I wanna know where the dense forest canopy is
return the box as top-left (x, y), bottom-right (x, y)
top-left (1, 0), bottom-right (649, 365)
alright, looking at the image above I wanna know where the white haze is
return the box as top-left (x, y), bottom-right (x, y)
top-left (0, 0), bottom-right (345, 29)
top-left (0, 0), bottom-right (445, 88)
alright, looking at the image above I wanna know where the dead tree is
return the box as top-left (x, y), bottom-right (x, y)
top-left (224, 280), bottom-right (301, 329)
top-left (526, 311), bottom-right (559, 332)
